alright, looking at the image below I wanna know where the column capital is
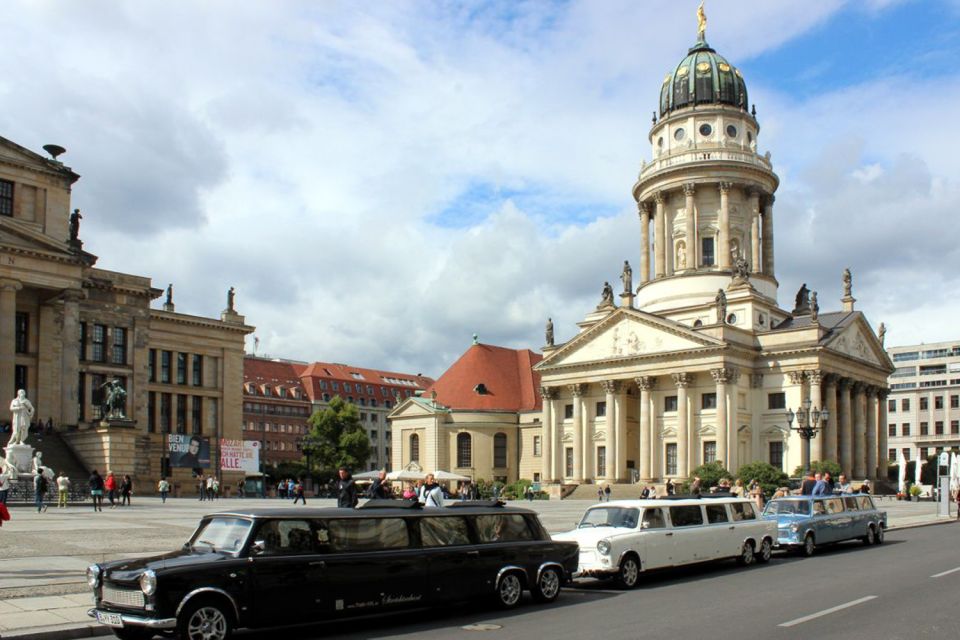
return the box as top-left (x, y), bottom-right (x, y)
top-left (877, 388), bottom-right (890, 400)
top-left (540, 386), bottom-right (557, 401)
top-left (683, 182), bottom-right (696, 196)
top-left (851, 381), bottom-right (867, 395)
top-left (601, 380), bottom-right (621, 394)
top-left (568, 383), bottom-right (586, 397)
top-left (672, 372), bottom-right (691, 388)
top-left (750, 373), bottom-right (764, 389)
top-left (0, 278), bottom-right (23, 292)
top-left (787, 370), bottom-right (806, 385)
top-left (747, 187), bottom-right (762, 200)
top-left (653, 191), bottom-right (666, 205)
top-left (634, 376), bottom-right (656, 391)
top-left (638, 201), bottom-right (651, 216)
top-left (805, 369), bottom-right (825, 385)
top-left (864, 385), bottom-right (879, 398)
top-left (711, 367), bottom-right (738, 384)
top-left (766, 194), bottom-right (776, 206)
top-left (60, 289), bottom-right (85, 303)
top-left (823, 372), bottom-right (840, 387)
top-left (719, 181), bottom-right (733, 194)
top-left (838, 376), bottom-right (854, 390)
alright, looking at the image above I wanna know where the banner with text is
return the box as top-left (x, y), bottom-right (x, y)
top-left (167, 434), bottom-right (211, 469)
top-left (219, 439), bottom-right (260, 473)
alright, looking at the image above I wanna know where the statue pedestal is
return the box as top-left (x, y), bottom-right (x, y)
top-left (3, 443), bottom-right (36, 474)
top-left (99, 418), bottom-right (137, 429)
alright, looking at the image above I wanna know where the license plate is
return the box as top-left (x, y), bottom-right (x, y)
top-left (96, 611), bottom-right (123, 627)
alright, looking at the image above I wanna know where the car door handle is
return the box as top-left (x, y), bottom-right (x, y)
top-left (664, 532), bottom-right (673, 536)
top-left (466, 550), bottom-right (480, 556)
top-left (728, 526), bottom-right (735, 530)
top-left (309, 560), bottom-right (326, 567)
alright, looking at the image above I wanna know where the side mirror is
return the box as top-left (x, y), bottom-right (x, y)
top-left (250, 540), bottom-right (266, 556)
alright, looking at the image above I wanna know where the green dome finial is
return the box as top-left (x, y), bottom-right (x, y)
top-left (697, 1), bottom-right (707, 43)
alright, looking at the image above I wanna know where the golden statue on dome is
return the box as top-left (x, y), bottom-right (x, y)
top-left (697, 1), bottom-right (707, 40)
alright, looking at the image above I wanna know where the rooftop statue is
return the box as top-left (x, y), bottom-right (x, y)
top-left (227, 286), bottom-right (236, 312)
top-left (697, 1), bottom-right (707, 40)
top-left (793, 283), bottom-right (811, 315)
top-left (545, 317), bottom-right (554, 347)
top-left (597, 282), bottom-right (615, 309)
top-left (620, 260), bottom-right (632, 295)
top-left (69, 209), bottom-right (82, 243)
top-left (843, 268), bottom-right (853, 298)
top-left (715, 288), bottom-right (727, 324)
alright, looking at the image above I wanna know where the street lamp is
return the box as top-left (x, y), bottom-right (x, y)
top-left (785, 398), bottom-right (830, 477)
top-left (296, 434), bottom-right (323, 480)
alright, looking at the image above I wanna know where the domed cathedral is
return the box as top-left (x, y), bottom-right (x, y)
top-left (533, 7), bottom-right (893, 493)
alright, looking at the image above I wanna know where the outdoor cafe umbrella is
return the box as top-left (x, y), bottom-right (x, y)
top-left (387, 469), bottom-right (426, 481)
top-left (433, 470), bottom-right (472, 482)
top-left (352, 470), bottom-right (383, 480)
top-left (897, 450), bottom-right (907, 495)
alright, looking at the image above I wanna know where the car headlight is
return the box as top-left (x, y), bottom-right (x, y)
top-left (790, 523), bottom-right (801, 533)
top-left (139, 570), bottom-right (157, 596)
top-left (597, 539), bottom-right (611, 556)
top-left (87, 565), bottom-right (101, 588)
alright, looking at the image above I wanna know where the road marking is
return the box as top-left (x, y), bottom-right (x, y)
top-left (931, 566), bottom-right (960, 578)
top-left (778, 596), bottom-right (878, 627)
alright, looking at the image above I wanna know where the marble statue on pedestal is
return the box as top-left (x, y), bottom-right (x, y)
top-left (7, 390), bottom-right (34, 447)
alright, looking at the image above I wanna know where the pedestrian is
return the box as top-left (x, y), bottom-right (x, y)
top-left (292, 479), bottom-right (307, 505)
top-left (89, 470), bottom-right (104, 511)
top-left (237, 478), bottom-right (245, 499)
top-left (690, 476), bottom-right (702, 496)
top-left (823, 472), bottom-right (835, 494)
top-left (749, 479), bottom-right (763, 510)
top-left (640, 486), bottom-right (649, 499)
top-left (666, 478), bottom-right (675, 496)
top-left (104, 471), bottom-right (117, 508)
top-left (212, 477), bottom-right (220, 500)
top-left (278, 479), bottom-right (287, 500)
top-left (0, 467), bottom-right (12, 505)
top-left (421, 473), bottom-right (444, 507)
top-left (34, 472), bottom-right (49, 513)
top-left (336, 467), bottom-right (358, 508)
top-left (402, 482), bottom-right (416, 500)
top-left (56, 472), bottom-right (70, 508)
top-left (648, 485), bottom-right (658, 499)
top-left (157, 477), bottom-right (170, 503)
top-left (206, 475), bottom-right (216, 501)
top-left (597, 487), bottom-right (604, 502)
top-left (860, 478), bottom-right (872, 494)
top-left (955, 488), bottom-right (960, 520)
top-left (0, 500), bottom-right (9, 527)
top-left (120, 474), bottom-right (133, 506)
top-left (836, 474), bottom-right (853, 494)
top-left (604, 485), bottom-right (612, 502)
top-left (368, 470), bottom-right (389, 499)
top-left (801, 472), bottom-right (817, 495)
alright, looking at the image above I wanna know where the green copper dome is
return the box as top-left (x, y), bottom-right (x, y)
top-left (659, 39), bottom-right (748, 117)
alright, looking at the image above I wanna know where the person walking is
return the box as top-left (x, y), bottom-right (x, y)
top-left (198, 474), bottom-right (207, 501)
top-left (367, 470), bottom-right (389, 499)
top-left (237, 478), bottom-right (245, 499)
top-left (56, 472), bottom-right (70, 508)
top-left (104, 471), bottom-right (117, 509)
top-left (666, 478), bottom-right (675, 496)
top-left (292, 479), bottom-right (307, 505)
top-left (336, 467), bottom-right (358, 508)
top-left (34, 472), bottom-right (49, 513)
top-left (421, 473), bottom-right (444, 508)
top-left (206, 475), bottom-right (216, 501)
top-left (157, 477), bottom-right (170, 504)
top-left (0, 468), bottom-right (10, 505)
top-left (690, 476), bottom-right (702, 497)
top-left (89, 470), bottom-right (104, 512)
top-left (604, 485), bottom-right (612, 502)
top-left (120, 474), bottom-right (133, 506)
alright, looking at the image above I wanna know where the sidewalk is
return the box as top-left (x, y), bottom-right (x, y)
top-left (0, 497), bottom-right (952, 639)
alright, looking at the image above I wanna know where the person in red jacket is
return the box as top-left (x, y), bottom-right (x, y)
top-left (104, 471), bottom-right (118, 509)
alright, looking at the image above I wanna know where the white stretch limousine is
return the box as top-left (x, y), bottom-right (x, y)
top-left (554, 496), bottom-right (777, 588)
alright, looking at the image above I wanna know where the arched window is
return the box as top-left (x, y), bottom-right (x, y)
top-left (457, 433), bottom-right (472, 468)
top-left (410, 434), bottom-right (420, 462)
top-left (493, 433), bottom-right (508, 468)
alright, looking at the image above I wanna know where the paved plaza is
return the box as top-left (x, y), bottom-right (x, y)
top-left (0, 495), bottom-right (950, 638)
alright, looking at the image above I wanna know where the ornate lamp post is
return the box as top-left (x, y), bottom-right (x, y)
top-left (785, 398), bottom-right (830, 477)
top-left (296, 434), bottom-right (323, 480)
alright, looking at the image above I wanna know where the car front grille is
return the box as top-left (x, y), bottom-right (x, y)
top-left (102, 584), bottom-right (145, 609)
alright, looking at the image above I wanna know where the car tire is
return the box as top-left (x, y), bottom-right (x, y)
top-left (873, 525), bottom-right (884, 545)
top-left (177, 598), bottom-right (234, 640)
top-left (532, 566), bottom-right (562, 603)
top-left (616, 555), bottom-right (640, 589)
top-left (495, 572), bottom-right (524, 609)
top-left (756, 538), bottom-right (773, 564)
top-left (736, 541), bottom-right (756, 566)
top-left (800, 533), bottom-right (815, 557)
top-left (863, 524), bottom-right (876, 545)
top-left (113, 628), bottom-right (156, 640)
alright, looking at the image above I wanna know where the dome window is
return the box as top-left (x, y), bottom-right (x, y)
top-left (726, 125), bottom-right (738, 138)
top-left (657, 136), bottom-right (664, 148)
top-left (747, 131), bottom-right (753, 144)
top-left (699, 123), bottom-right (712, 137)
top-left (674, 128), bottom-right (686, 141)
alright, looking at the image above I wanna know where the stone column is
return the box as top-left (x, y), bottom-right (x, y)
top-left (749, 189), bottom-right (761, 273)
top-left (762, 195), bottom-right (775, 275)
top-left (865, 386), bottom-right (878, 481)
top-left (807, 370), bottom-right (824, 463)
top-left (853, 383), bottom-right (867, 478)
top-left (750, 373), bottom-right (763, 462)
top-left (787, 371), bottom-right (806, 471)
top-left (540, 387), bottom-right (555, 483)
top-left (636, 376), bottom-right (655, 481)
top-left (569, 384), bottom-right (585, 483)
top-left (824, 374), bottom-right (839, 463)
top-left (838, 378), bottom-right (853, 474)
top-left (673, 373), bottom-right (691, 478)
top-left (683, 183), bottom-right (696, 272)
top-left (60, 290), bottom-right (83, 427)
top-left (654, 192), bottom-right (666, 279)
top-left (711, 367), bottom-right (736, 469)
top-left (602, 380), bottom-right (619, 481)
top-left (718, 183), bottom-right (732, 269)
top-left (615, 384), bottom-right (627, 482)
top-left (877, 391), bottom-right (889, 480)
top-left (639, 202), bottom-right (651, 284)
top-left (0, 279), bottom-right (22, 398)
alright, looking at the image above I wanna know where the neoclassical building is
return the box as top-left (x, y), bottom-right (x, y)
top-left (533, 24), bottom-right (893, 485)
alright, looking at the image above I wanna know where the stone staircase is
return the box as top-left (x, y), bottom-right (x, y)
top-left (32, 429), bottom-right (91, 482)
top-left (564, 483), bottom-right (664, 501)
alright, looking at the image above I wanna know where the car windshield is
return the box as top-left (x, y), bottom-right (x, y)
top-left (189, 517), bottom-right (252, 554)
top-left (763, 500), bottom-right (811, 516)
top-left (578, 507), bottom-right (639, 529)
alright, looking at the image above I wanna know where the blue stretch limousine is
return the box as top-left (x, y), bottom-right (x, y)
top-left (761, 494), bottom-right (887, 556)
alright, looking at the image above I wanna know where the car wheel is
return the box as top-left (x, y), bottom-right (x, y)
top-left (756, 538), bottom-right (773, 564)
top-left (800, 533), bottom-right (816, 557)
top-left (736, 541), bottom-right (756, 566)
top-left (863, 525), bottom-right (876, 545)
top-left (532, 566), bottom-right (562, 603)
top-left (177, 598), bottom-right (234, 640)
top-left (616, 555), bottom-right (640, 589)
top-left (496, 572), bottom-right (523, 608)
top-left (874, 525), bottom-right (884, 545)
top-left (113, 628), bottom-right (156, 640)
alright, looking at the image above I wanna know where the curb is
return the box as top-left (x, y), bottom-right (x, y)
top-left (887, 517), bottom-right (956, 532)
top-left (1, 623), bottom-right (111, 640)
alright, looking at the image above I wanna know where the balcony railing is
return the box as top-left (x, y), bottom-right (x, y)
top-left (639, 147), bottom-right (773, 180)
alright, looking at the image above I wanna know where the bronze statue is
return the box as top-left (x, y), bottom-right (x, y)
top-left (598, 282), bottom-right (615, 309)
top-left (620, 261), bottom-right (633, 295)
top-left (545, 317), bottom-right (554, 347)
top-left (165, 283), bottom-right (173, 305)
top-left (69, 209), bottom-right (82, 242)
top-left (227, 286), bottom-right (235, 312)
top-left (99, 378), bottom-right (127, 420)
top-left (793, 283), bottom-right (810, 315)
top-left (878, 322), bottom-right (886, 346)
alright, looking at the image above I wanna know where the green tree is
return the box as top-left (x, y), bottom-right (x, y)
top-left (306, 396), bottom-right (371, 473)
top-left (793, 460), bottom-right (842, 478)
top-left (736, 461), bottom-right (789, 498)
top-left (688, 462), bottom-right (732, 489)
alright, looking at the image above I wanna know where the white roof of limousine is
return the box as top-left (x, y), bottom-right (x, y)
top-left (589, 497), bottom-right (756, 509)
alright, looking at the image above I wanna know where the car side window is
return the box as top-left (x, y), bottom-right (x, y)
top-left (825, 498), bottom-right (844, 514)
top-left (705, 504), bottom-right (728, 524)
top-left (420, 517), bottom-right (471, 547)
top-left (669, 505), bottom-right (704, 527)
top-left (856, 496), bottom-right (874, 511)
top-left (730, 502), bottom-right (756, 521)
top-left (327, 518), bottom-right (409, 552)
top-left (640, 507), bottom-right (665, 529)
top-left (843, 497), bottom-right (859, 511)
top-left (812, 500), bottom-right (826, 515)
top-left (257, 520), bottom-right (314, 555)
top-left (474, 514), bottom-right (534, 542)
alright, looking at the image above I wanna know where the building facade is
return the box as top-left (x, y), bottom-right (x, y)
top-left (886, 341), bottom-right (960, 463)
top-left (242, 356), bottom-right (312, 465)
top-left (533, 24), bottom-right (893, 485)
top-left (1, 135), bottom-right (252, 492)
top-left (299, 361), bottom-right (434, 471)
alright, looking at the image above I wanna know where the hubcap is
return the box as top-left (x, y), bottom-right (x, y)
top-left (500, 575), bottom-right (521, 605)
top-left (761, 540), bottom-right (772, 560)
top-left (742, 544), bottom-right (754, 564)
top-left (622, 560), bottom-right (638, 585)
top-left (805, 537), bottom-right (814, 554)
top-left (540, 570), bottom-right (560, 598)
top-left (187, 607), bottom-right (227, 640)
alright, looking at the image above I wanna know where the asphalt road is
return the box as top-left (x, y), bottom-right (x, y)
top-left (238, 522), bottom-right (959, 640)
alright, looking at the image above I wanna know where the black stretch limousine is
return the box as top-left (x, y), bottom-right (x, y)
top-left (87, 500), bottom-right (579, 640)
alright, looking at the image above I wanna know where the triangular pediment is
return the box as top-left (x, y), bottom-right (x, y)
top-left (824, 315), bottom-right (891, 370)
top-left (387, 397), bottom-right (445, 420)
top-left (537, 308), bottom-right (725, 370)
top-left (0, 219), bottom-right (85, 261)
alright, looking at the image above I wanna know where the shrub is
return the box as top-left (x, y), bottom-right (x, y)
top-left (736, 461), bottom-right (789, 499)
top-left (792, 460), bottom-right (842, 478)
top-left (688, 462), bottom-right (733, 490)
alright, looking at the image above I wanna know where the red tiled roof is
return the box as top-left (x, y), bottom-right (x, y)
top-left (243, 357), bottom-right (309, 401)
top-left (424, 344), bottom-right (542, 412)
top-left (297, 361), bottom-right (435, 403)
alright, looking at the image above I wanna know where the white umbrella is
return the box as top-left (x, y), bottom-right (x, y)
top-left (352, 470), bottom-right (383, 480)
top-left (897, 450), bottom-right (907, 495)
top-left (433, 470), bottom-right (472, 482)
top-left (387, 470), bottom-right (426, 481)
